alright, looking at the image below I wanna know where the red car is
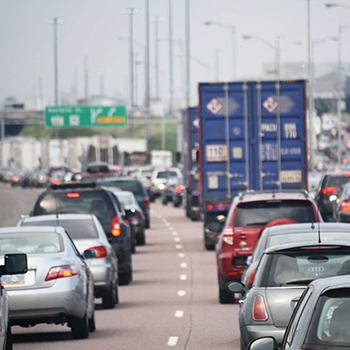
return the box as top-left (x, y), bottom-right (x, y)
top-left (215, 190), bottom-right (322, 304)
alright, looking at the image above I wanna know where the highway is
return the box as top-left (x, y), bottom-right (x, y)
top-left (0, 184), bottom-right (241, 350)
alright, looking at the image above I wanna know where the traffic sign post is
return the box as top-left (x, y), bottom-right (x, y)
top-left (45, 106), bottom-right (128, 128)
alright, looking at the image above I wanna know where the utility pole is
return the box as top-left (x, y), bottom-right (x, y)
top-left (145, 0), bottom-right (151, 143)
top-left (169, 0), bottom-right (174, 115)
top-left (214, 48), bottom-right (222, 81)
top-left (84, 56), bottom-right (89, 102)
top-left (307, 0), bottom-right (313, 169)
top-left (337, 24), bottom-right (343, 167)
top-left (100, 72), bottom-right (105, 97)
top-left (185, 0), bottom-right (191, 108)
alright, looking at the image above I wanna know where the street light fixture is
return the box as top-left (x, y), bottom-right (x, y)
top-left (205, 21), bottom-right (236, 80)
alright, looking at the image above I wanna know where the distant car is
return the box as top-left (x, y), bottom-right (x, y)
top-left (97, 177), bottom-right (150, 229)
top-left (214, 190), bottom-right (322, 304)
top-left (314, 173), bottom-right (350, 221)
top-left (0, 252), bottom-right (27, 350)
top-left (161, 177), bottom-right (179, 205)
top-left (230, 241), bottom-right (350, 350)
top-left (150, 168), bottom-right (183, 202)
top-left (242, 222), bottom-right (350, 292)
top-left (112, 191), bottom-right (146, 248)
top-left (248, 275), bottom-right (350, 350)
top-left (332, 182), bottom-right (350, 222)
top-left (32, 183), bottom-right (133, 285)
top-left (1, 226), bottom-right (95, 339)
top-left (19, 214), bottom-right (119, 309)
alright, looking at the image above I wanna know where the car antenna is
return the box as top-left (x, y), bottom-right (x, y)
top-left (318, 221), bottom-right (321, 244)
top-left (54, 195), bottom-right (59, 226)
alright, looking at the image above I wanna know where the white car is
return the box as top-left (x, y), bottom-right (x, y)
top-left (150, 168), bottom-right (183, 201)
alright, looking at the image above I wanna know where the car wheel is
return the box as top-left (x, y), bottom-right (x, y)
top-left (115, 283), bottom-right (119, 305)
top-left (88, 310), bottom-right (96, 332)
top-left (131, 241), bottom-right (136, 254)
top-left (162, 199), bottom-right (167, 205)
top-left (219, 285), bottom-right (234, 304)
top-left (145, 218), bottom-right (150, 229)
top-left (136, 231), bottom-right (146, 245)
top-left (240, 337), bottom-right (245, 350)
top-left (119, 265), bottom-right (132, 286)
top-left (5, 323), bottom-right (12, 350)
top-left (71, 312), bottom-right (89, 339)
top-left (102, 281), bottom-right (117, 309)
top-left (204, 235), bottom-right (215, 250)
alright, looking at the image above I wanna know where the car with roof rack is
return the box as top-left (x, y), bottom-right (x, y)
top-left (248, 275), bottom-right (350, 350)
top-left (242, 222), bottom-right (350, 292)
top-left (211, 190), bottom-right (322, 304)
top-left (31, 182), bottom-right (133, 286)
top-left (228, 240), bottom-right (350, 350)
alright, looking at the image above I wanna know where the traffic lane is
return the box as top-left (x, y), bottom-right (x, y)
top-left (11, 200), bottom-right (193, 349)
top-left (153, 201), bottom-right (241, 350)
top-left (0, 184), bottom-right (41, 227)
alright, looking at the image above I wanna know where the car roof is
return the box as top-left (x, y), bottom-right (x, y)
top-left (98, 177), bottom-right (141, 182)
top-left (0, 226), bottom-right (64, 234)
top-left (264, 240), bottom-right (350, 254)
top-left (309, 275), bottom-right (350, 293)
top-left (22, 214), bottom-right (94, 223)
top-left (264, 222), bottom-right (350, 237)
top-left (45, 183), bottom-right (108, 192)
top-left (235, 190), bottom-right (312, 203)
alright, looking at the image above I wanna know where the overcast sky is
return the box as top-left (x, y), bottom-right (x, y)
top-left (1, 0), bottom-right (349, 108)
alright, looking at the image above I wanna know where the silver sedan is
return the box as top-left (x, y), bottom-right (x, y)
top-left (0, 226), bottom-right (95, 339)
top-left (19, 214), bottom-right (119, 309)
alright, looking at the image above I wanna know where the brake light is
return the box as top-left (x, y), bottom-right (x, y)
top-left (218, 204), bottom-right (224, 210)
top-left (88, 246), bottom-right (107, 258)
top-left (143, 197), bottom-right (149, 207)
top-left (124, 219), bottom-right (130, 224)
top-left (322, 187), bottom-right (337, 195)
top-left (345, 172), bottom-right (350, 177)
top-left (111, 216), bottom-right (121, 236)
top-left (253, 295), bottom-right (268, 321)
top-left (176, 186), bottom-right (183, 194)
top-left (67, 193), bottom-right (80, 198)
top-left (11, 176), bottom-right (16, 181)
top-left (248, 269), bottom-right (256, 286)
top-left (341, 199), bottom-right (350, 211)
top-left (165, 187), bottom-right (173, 192)
top-left (113, 166), bottom-right (120, 172)
top-left (207, 205), bottom-right (214, 210)
top-left (55, 180), bottom-right (61, 185)
top-left (45, 265), bottom-right (77, 281)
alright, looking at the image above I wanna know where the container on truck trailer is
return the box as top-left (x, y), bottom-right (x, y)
top-left (198, 80), bottom-right (308, 249)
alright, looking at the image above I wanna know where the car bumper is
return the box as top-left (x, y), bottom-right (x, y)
top-left (240, 324), bottom-right (285, 349)
top-left (217, 251), bottom-right (247, 282)
top-left (8, 279), bottom-right (86, 323)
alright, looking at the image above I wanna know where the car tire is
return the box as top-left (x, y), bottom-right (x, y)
top-left (88, 310), bottom-right (96, 332)
top-left (131, 241), bottom-right (136, 254)
top-left (204, 236), bottom-right (215, 251)
top-left (71, 312), bottom-right (89, 339)
top-left (218, 274), bottom-right (234, 304)
top-left (136, 231), bottom-right (146, 245)
top-left (119, 266), bottom-right (132, 286)
top-left (162, 199), bottom-right (167, 205)
top-left (115, 283), bottom-right (119, 305)
top-left (5, 323), bottom-right (12, 350)
top-left (240, 336), bottom-right (245, 350)
top-left (102, 281), bottom-right (117, 309)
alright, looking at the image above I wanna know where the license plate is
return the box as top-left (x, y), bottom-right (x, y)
top-left (2, 274), bottom-right (25, 285)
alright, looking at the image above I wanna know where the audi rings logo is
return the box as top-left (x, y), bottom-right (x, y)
top-left (308, 266), bottom-right (324, 272)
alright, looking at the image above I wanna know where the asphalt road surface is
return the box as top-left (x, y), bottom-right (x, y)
top-left (0, 184), bottom-right (241, 350)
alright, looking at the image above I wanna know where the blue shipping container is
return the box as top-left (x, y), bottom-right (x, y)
top-left (198, 80), bottom-right (308, 210)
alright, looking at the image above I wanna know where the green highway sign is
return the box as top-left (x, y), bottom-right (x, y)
top-left (45, 106), bottom-right (128, 128)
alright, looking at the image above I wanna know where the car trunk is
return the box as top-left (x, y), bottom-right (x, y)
top-left (265, 287), bottom-right (306, 327)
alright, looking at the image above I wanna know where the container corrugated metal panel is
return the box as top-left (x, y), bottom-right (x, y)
top-left (186, 107), bottom-right (199, 190)
top-left (198, 80), bottom-right (307, 209)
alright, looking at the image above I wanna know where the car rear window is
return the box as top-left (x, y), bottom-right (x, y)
top-left (326, 175), bottom-right (350, 190)
top-left (234, 200), bottom-right (316, 227)
top-left (265, 251), bottom-right (350, 287)
top-left (115, 193), bottom-right (134, 207)
top-left (157, 171), bottom-right (178, 179)
top-left (0, 232), bottom-right (63, 254)
top-left (33, 190), bottom-right (115, 234)
top-left (21, 219), bottom-right (98, 239)
top-left (100, 180), bottom-right (144, 195)
top-left (304, 289), bottom-right (350, 348)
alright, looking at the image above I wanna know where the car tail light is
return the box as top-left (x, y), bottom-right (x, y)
top-left (248, 269), bottom-right (256, 286)
top-left (176, 186), bottom-right (183, 194)
top-left (341, 199), bottom-right (350, 211)
top-left (124, 219), bottom-right (130, 224)
top-left (55, 180), bottom-right (61, 185)
top-left (223, 226), bottom-right (234, 245)
top-left (143, 197), bottom-right (149, 207)
top-left (253, 295), bottom-right (268, 321)
top-left (322, 187), bottom-right (337, 195)
top-left (218, 204), bottom-right (224, 210)
top-left (45, 265), bottom-right (77, 281)
top-left (67, 193), bottom-right (80, 198)
top-left (111, 216), bottom-right (121, 236)
top-left (165, 187), bottom-right (173, 192)
top-left (11, 176), bottom-right (16, 181)
top-left (345, 172), bottom-right (350, 177)
top-left (207, 205), bottom-right (214, 210)
top-left (88, 246), bottom-right (107, 258)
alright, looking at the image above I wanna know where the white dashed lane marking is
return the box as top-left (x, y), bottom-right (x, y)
top-left (180, 274), bottom-right (187, 281)
top-left (180, 262), bottom-right (187, 268)
top-left (167, 336), bottom-right (179, 347)
top-left (178, 253), bottom-right (185, 258)
top-left (174, 237), bottom-right (181, 242)
top-left (175, 244), bottom-right (183, 249)
top-left (175, 310), bottom-right (184, 318)
top-left (177, 290), bottom-right (186, 297)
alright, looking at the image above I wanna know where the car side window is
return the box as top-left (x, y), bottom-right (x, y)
top-left (283, 287), bottom-right (312, 349)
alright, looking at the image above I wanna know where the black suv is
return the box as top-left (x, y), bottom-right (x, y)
top-left (97, 177), bottom-right (151, 229)
top-left (32, 183), bottom-right (133, 285)
top-left (314, 173), bottom-right (350, 221)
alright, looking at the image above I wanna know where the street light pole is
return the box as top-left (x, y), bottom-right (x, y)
top-left (204, 21), bottom-right (236, 80)
top-left (214, 48), bottom-right (222, 81)
top-left (169, 0), bottom-right (174, 116)
top-left (337, 24), bottom-right (343, 167)
top-left (185, 0), bottom-right (191, 108)
top-left (145, 0), bottom-right (151, 143)
top-left (307, 0), bottom-right (313, 168)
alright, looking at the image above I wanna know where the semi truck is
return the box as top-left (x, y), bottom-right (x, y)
top-left (198, 80), bottom-right (308, 250)
top-left (183, 107), bottom-right (201, 220)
